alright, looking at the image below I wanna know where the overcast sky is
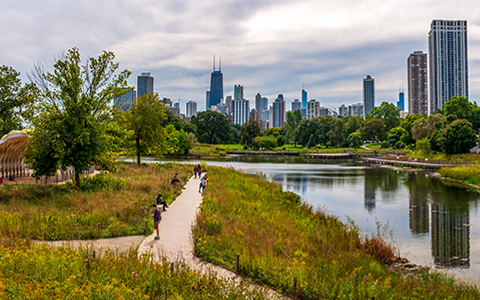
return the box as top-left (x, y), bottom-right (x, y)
top-left (1, 0), bottom-right (479, 113)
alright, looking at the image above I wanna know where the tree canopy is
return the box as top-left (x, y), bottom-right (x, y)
top-left (366, 101), bottom-right (400, 131)
top-left (191, 111), bottom-right (233, 144)
top-left (25, 48), bottom-right (131, 186)
top-left (239, 119), bottom-right (262, 147)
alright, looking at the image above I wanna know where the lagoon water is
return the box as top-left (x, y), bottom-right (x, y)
top-left (146, 155), bottom-right (480, 281)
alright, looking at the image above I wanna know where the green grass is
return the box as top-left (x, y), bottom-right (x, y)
top-left (439, 165), bottom-right (480, 187)
top-left (0, 243), bottom-right (269, 299)
top-left (193, 166), bottom-right (479, 299)
top-left (0, 163), bottom-right (192, 241)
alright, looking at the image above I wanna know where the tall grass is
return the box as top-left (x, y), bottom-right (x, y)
top-left (439, 165), bottom-right (480, 187)
top-left (0, 243), bottom-right (269, 299)
top-left (0, 162), bottom-right (192, 241)
top-left (193, 166), bottom-right (479, 299)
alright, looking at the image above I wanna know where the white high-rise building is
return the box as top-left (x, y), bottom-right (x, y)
top-left (186, 100), bottom-right (197, 117)
top-left (428, 19), bottom-right (468, 113)
top-left (307, 99), bottom-right (320, 119)
top-left (232, 99), bottom-right (249, 125)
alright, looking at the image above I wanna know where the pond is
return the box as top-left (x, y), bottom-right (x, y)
top-left (144, 155), bottom-right (480, 281)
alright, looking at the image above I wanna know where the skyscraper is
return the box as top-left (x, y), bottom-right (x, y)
top-left (255, 93), bottom-right (261, 113)
top-left (234, 85), bottom-right (244, 100)
top-left (232, 99), bottom-right (249, 125)
top-left (291, 99), bottom-right (301, 112)
top-left (307, 99), bottom-right (320, 119)
top-left (271, 97), bottom-right (285, 127)
top-left (186, 100), bottom-right (197, 117)
top-left (261, 97), bottom-right (268, 112)
top-left (207, 57), bottom-right (223, 109)
top-left (301, 88), bottom-right (307, 109)
top-left (338, 104), bottom-right (348, 117)
top-left (113, 88), bottom-right (136, 111)
top-left (428, 20), bottom-right (468, 113)
top-left (397, 91), bottom-right (405, 111)
top-left (137, 72), bottom-right (154, 98)
top-left (408, 51), bottom-right (428, 115)
top-left (363, 75), bottom-right (375, 117)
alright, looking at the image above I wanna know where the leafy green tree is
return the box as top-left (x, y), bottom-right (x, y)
top-left (441, 119), bottom-right (477, 155)
top-left (327, 118), bottom-right (345, 147)
top-left (400, 114), bottom-right (425, 146)
top-left (360, 118), bottom-right (386, 142)
top-left (239, 119), bottom-right (262, 148)
top-left (163, 109), bottom-right (185, 131)
top-left (347, 131), bottom-right (362, 148)
top-left (443, 96), bottom-right (480, 129)
top-left (26, 48), bottom-right (130, 186)
top-left (120, 93), bottom-right (167, 165)
top-left (416, 138), bottom-right (431, 156)
top-left (284, 110), bottom-right (302, 145)
top-left (344, 116), bottom-right (364, 136)
top-left (366, 101), bottom-right (400, 131)
top-left (387, 126), bottom-right (406, 147)
top-left (0, 65), bottom-right (37, 135)
top-left (411, 114), bottom-right (446, 141)
top-left (254, 136), bottom-right (277, 149)
top-left (191, 111), bottom-right (233, 144)
top-left (164, 124), bottom-right (189, 155)
top-left (230, 123), bottom-right (241, 144)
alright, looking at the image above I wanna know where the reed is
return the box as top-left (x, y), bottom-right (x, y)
top-left (194, 166), bottom-right (479, 299)
top-left (439, 165), bottom-right (480, 186)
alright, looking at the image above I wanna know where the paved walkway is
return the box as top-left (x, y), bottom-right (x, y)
top-left (137, 174), bottom-right (286, 299)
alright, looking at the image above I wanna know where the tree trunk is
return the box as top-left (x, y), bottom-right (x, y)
top-left (136, 134), bottom-right (141, 165)
top-left (75, 170), bottom-right (80, 189)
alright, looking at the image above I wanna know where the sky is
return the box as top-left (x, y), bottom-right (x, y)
top-left (1, 0), bottom-right (479, 114)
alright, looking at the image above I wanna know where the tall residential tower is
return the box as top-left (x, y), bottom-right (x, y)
top-left (428, 20), bottom-right (468, 113)
top-left (408, 51), bottom-right (428, 114)
top-left (137, 72), bottom-right (154, 98)
top-left (363, 75), bottom-right (375, 117)
top-left (207, 57), bottom-right (224, 109)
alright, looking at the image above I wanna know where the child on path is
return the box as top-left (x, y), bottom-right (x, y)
top-left (151, 204), bottom-right (161, 240)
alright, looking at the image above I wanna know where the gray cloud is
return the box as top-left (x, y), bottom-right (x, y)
top-left (1, 0), bottom-right (479, 113)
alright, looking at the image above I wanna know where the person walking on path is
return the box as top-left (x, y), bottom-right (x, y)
top-left (156, 193), bottom-right (169, 211)
top-left (194, 165), bottom-right (198, 178)
top-left (151, 204), bottom-right (161, 240)
top-left (197, 165), bottom-right (202, 179)
top-left (199, 175), bottom-right (207, 193)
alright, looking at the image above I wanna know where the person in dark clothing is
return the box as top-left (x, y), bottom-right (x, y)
top-left (171, 173), bottom-right (185, 189)
top-left (151, 204), bottom-right (161, 240)
top-left (194, 165), bottom-right (198, 178)
top-left (156, 193), bottom-right (169, 211)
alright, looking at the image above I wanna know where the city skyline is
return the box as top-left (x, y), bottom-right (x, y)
top-left (1, 1), bottom-right (480, 115)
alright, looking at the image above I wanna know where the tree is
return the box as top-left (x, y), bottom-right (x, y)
top-left (411, 114), bottom-right (446, 141)
top-left (387, 126), bottom-right (406, 148)
top-left (360, 118), bottom-right (386, 142)
top-left (327, 118), bottom-right (346, 147)
top-left (26, 48), bottom-right (130, 186)
top-left (120, 93), bottom-right (167, 164)
top-left (164, 124), bottom-right (189, 155)
top-left (284, 110), bottom-right (302, 145)
top-left (366, 101), bottom-right (400, 131)
top-left (0, 65), bottom-right (37, 135)
top-left (400, 113), bottom-right (425, 146)
top-left (443, 96), bottom-right (480, 130)
top-left (239, 119), bottom-right (262, 148)
top-left (255, 136), bottom-right (277, 149)
top-left (441, 119), bottom-right (477, 155)
top-left (191, 111), bottom-right (233, 144)
top-left (344, 116), bottom-right (364, 136)
top-left (347, 131), bottom-right (362, 148)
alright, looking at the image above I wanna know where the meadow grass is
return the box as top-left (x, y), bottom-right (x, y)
top-left (0, 243), bottom-right (269, 299)
top-left (439, 165), bottom-right (480, 187)
top-left (0, 162), bottom-right (192, 241)
top-left (193, 166), bottom-right (479, 299)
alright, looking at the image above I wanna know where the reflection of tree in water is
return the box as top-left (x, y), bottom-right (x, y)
top-left (363, 168), bottom-right (403, 212)
top-left (404, 174), bottom-right (475, 268)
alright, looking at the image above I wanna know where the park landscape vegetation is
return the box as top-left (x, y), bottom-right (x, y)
top-left (1, 47), bottom-right (480, 298)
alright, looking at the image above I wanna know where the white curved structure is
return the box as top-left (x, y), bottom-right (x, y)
top-left (0, 129), bottom-right (30, 178)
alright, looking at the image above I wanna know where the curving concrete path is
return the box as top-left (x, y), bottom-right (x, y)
top-left (137, 174), bottom-right (287, 299)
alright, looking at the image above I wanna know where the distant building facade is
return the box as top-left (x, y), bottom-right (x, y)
top-left (291, 99), bottom-right (301, 112)
top-left (232, 99), bottom-right (249, 125)
top-left (307, 99), bottom-right (320, 119)
top-left (234, 85), bottom-right (244, 100)
top-left (408, 51), bottom-right (428, 114)
top-left (113, 88), bottom-right (136, 111)
top-left (428, 20), bottom-right (468, 113)
top-left (261, 97), bottom-right (268, 112)
top-left (137, 72), bottom-right (154, 98)
top-left (186, 100), bottom-right (197, 117)
top-left (348, 103), bottom-right (363, 117)
top-left (338, 104), bottom-right (348, 117)
top-left (255, 93), bottom-right (262, 114)
top-left (363, 75), bottom-right (375, 117)
top-left (271, 96), bottom-right (285, 127)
